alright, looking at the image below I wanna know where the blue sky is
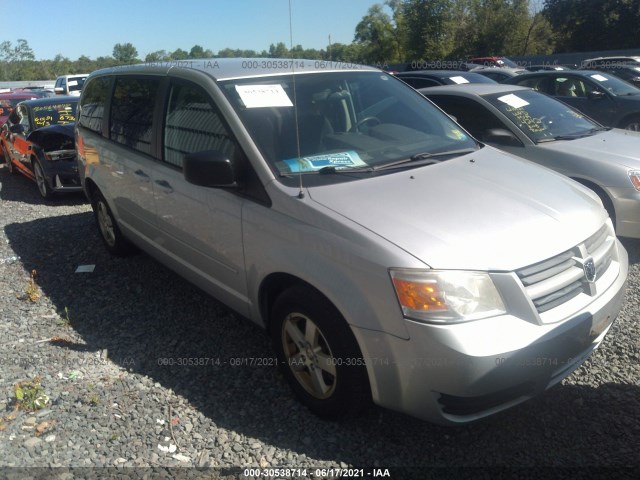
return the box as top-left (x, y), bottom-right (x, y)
top-left (1, 0), bottom-right (380, 60)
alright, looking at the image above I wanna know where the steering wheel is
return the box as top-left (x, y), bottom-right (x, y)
top-left (351, 116), bottom-right (381, 132)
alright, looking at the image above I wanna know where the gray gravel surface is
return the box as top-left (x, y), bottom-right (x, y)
top-left (0, 164), bottom-right (638, 479)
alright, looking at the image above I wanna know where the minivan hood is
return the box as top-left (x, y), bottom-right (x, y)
top-left (539, 129), bottom-right (640, 169)
top-left (308, 148), bottom-right (605, 271)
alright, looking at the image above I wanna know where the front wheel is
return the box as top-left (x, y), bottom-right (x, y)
top-left (33, 159), bottom-right (52, 199)
top-left (92, 190), bottom-right (135, 256)
top-left (271, 285), bottom-right (370, 419)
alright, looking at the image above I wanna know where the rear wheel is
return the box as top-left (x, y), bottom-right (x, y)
top-left (33, 159), bottom-right (52, 199)
top-left (271, 285), bottom-right (370, 419)
top-left (92, 189), bottom-right (135, 256)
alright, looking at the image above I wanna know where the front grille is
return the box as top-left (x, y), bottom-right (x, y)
top-left (516, 224), bottom-right (616, 314)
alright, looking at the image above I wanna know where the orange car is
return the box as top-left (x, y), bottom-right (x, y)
top-left (1, 96), bottom-right (80, 199)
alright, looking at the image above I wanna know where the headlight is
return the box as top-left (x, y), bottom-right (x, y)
top-left (389, 269), bottom-right (505, 323)
top-left (629, 170), bottom-right (640, 191)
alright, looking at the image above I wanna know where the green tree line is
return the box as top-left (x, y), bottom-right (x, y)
top-left (1, 0), bottom-right (639, 81)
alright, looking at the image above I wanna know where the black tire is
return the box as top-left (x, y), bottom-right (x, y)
top-left (271, 285), bottom-right (370, 419)
top-left (91, 189), bottom-right (135, 256)
top-left (33, 158), bottom-right (53, 199)
top-left (3, 145), bottom-right (15, 174)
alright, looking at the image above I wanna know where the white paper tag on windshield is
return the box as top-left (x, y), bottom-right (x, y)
top-left (68, 80), bottom-right (78, 87)
top-left (235, 84), bottom-right (293, 108)
top-left (497, 94), bottom-right (529, 108)
top-left (590, 74), bottom-right (608, 82)
top-left (449, 76), bottom-right (470, 84)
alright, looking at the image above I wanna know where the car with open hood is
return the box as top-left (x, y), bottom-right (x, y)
top-left (76, 59), bottom-right (627, 425)
top-left (1, 96), bottom-right (80, 198)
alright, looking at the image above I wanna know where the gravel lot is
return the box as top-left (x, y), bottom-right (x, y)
top-left (0, 163), bottom-right (638, 479)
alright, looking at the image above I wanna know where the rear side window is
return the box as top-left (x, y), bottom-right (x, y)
top-left (516, 77), bottom-right (546, 91)
top-left (78, 76), bottom-right (111, 134)
top-left (110, 77), bottom-right (161, 155)
top-left (163, 82), bottom-right (236, 168)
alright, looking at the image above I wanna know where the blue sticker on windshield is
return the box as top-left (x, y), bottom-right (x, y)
top-left (279, 151), bottom-right (366, 172)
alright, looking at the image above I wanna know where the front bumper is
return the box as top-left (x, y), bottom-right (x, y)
top-left (352, 243), bottom-right (628, 425)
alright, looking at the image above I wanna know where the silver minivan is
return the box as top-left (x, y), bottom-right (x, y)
top-left (76, 59), bottom-right (628, 425)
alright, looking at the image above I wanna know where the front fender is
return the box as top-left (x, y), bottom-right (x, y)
top-left (242, 199), bottom-right (415, 340)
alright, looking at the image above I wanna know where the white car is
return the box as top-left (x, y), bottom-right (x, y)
top-left (54, 74), bottom-right (89, 96)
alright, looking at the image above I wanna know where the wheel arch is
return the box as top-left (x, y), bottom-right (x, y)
top-left (571, 177), bottom-right (616, 227)
top-left (617, 113), bottom-right (640, 130)
top-left (258, 272), bottom-right (322, 333)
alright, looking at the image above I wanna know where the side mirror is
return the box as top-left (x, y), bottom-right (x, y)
top-left (587, 90), bottom-right (606, 100)
top-left (54, 87), bottom-right (65, 94)
top-left (484, 128), bottom-right (522, 147)
top-left (183, 150), bottom-right (239, 188)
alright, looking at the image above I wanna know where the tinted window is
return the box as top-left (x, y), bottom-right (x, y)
top-left (428, 95), bottom-right (509, 141)
top-left (400, 77), bottom-right (441, 89)
top-left (515, 77), bottom-right (547, 91)
top-left (110, 77), bottom-right (161, 155)
top-left (78, 76), bottom-right (111, 134)
top-left (552, 76), bottom-right (591, 97)
top-left (163, 82), bottom-right (236, 168)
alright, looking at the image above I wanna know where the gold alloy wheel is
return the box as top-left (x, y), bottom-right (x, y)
top-left (281, 312), bottom-right (337, 400)
top-left (33, 161), bottom-right (49, 198)
top-left (96, 200), bottom-right (116, 247)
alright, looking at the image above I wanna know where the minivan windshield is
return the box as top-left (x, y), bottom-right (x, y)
top-left (220, 72), bottom-right (478, 179)
top-left (484, 89), bottom-right (601, 143)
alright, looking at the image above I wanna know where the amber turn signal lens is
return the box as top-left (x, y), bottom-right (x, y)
top-left (391, 277), bottom-right (448, 312)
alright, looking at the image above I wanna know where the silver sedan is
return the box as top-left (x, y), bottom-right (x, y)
top-left (422, 84), bottom-right (640, 238)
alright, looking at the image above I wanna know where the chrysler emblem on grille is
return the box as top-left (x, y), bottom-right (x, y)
top-left (582, 257), bottom-right (596, 283)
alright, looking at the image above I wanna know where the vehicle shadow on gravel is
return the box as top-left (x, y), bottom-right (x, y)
top-left (0, 164), bottom-right (87, 206)
top-left (4, 211), bottom-right (640, 469)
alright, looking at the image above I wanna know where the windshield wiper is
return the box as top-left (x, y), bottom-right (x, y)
top-left (536, 128), bottom-right (608, 143)
top-left (371, 148), bottom-right (478, 171)
top-left (317, 165), bottom-right (373, 175)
